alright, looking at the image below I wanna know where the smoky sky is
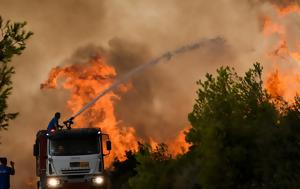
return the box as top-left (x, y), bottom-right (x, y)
top-left (0, 0), bottom-right (291, 188)
top-left (261, 0), bottom-right (300, 7)
top-left (60, 37), bottom-right (232, 141)
top-left (106, 37), bottom-right (232, 140)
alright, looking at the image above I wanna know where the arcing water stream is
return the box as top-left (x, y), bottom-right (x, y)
top-left (68, 37), bottom-right (223, 122)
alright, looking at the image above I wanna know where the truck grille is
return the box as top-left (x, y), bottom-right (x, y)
top-left (61, 169), bottom-right (90, 174)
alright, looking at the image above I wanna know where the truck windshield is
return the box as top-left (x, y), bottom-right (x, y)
top-left (49, 136), bottom-right (100, 156)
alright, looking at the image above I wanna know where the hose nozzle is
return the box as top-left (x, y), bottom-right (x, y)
top-left (63, 117), bottom-right (74, 129)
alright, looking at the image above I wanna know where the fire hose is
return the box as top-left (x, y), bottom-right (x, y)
top-left (63, 37), bottom-right (224, 128)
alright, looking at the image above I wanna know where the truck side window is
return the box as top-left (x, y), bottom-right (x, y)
top-left (33, 142), bottom-right (39, 156)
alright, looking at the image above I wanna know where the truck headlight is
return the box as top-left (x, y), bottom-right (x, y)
top-left (93, 176), bottom-right (104, 185)
top-left (47, 178), bottom-right (60, 188)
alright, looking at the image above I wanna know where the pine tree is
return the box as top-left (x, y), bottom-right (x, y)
top-left (0, 16), bottom-right (32, 130)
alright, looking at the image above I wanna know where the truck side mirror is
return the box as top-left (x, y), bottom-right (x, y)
top-left (33, 144), bottom-right (39, 156)
top-left (106, 141), bottom-right (112, 151)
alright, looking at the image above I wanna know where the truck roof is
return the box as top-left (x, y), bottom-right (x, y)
top-left (37, 128), bottom-right (101, 140)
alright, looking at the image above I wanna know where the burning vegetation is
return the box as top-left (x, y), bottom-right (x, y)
top-left (3, 0), bottom-right (300, 189)
top-left (263, 1), bottom-right (300, 101)
top-left (40, 55), bottom-right (191, 165)
top-left (36, 2), bottom-right (300, 188)
top-left (40, 57), bottom-right (139, 163)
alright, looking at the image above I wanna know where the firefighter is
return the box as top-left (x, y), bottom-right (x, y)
top-left (47, 112), bottom-right (63, 131)
top-left (0, 158), bottom-right (15, 189)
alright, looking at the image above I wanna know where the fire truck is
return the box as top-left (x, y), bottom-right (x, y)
top-left (33, 128), bottom-right (112, 189)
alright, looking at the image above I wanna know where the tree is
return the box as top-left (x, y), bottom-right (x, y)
top-left (187, 63), bottom-right (300, 189)
top-left (128, 143), bottom-right (174, 189)
top-left (0, 16), bottom-right (32, 130)
top-left (111, 150), bottom-right (138, 189)
top-left (121, 63), bottom-right (300, 189)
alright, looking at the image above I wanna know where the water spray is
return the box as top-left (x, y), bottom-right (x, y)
top-left (64, 37), bottom-right (224, 126)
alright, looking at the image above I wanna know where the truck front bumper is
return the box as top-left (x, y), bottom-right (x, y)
top-left (46, 174), bottom-right (108, 189)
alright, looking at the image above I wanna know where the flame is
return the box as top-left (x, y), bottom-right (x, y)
top-left (266, 69), bottom-right (284, 98)
top-left (263, 3), bottom-right (300, 101)
top-left (276, 4), bottom-right (300, 15)
top-left (167, 126), bottom-right (191, 155)
top-left (41, 57), bottom-right (138, 164)
top-left (266, 68), bottom-right (300, 101)
top-left (145, 127), bottom-right (190, 156)
top-left (262, 16), bottom-right (285, 37)
top-left (41, 56), bottom-right (189, 166)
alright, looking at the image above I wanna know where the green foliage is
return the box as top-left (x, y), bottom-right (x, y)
top-left (112, 63), bottom-right (300, 189)
top-left (128, 143), bottom-right (174, 189)
top-left (0, 16), bottom-right (32, 130)
top-left (111, 150), bottom-right (138, 189)
top-left (126, 143), bottom-right (202, 189)
top-left (187, 63), bottom-right (300, 189)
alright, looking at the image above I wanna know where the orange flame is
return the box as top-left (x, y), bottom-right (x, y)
top-left (167, 126), bottom-right (191, 155)
top-left (266, 68), bottom-right (300, 101)
top-left (265, 69), bottom-right (284, 98)
top-left (263, 3), bottom-right (300, 101)
top-left (41, 56), bottom-right (189, 165)
top-left (41, 57), bottom-right (138, 164)
top-left (262, 16), bottom-right (285, 37)
top-left (144, 127), bottom-right (190, 156)
top-left (276, 4), bottom-right (300, 15)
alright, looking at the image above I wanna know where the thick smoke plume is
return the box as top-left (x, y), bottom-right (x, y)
top-left (72, 38), bottom-right (224, 120)
top-left (261, 0), bottom-right (300, 7)
top-left (0, 0), bottom-right (294, 188)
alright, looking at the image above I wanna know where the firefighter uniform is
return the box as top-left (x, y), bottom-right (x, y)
top-left (0, 165), bottom-right (14, 189)
top-left (47, 116), bottom-right (59, 131)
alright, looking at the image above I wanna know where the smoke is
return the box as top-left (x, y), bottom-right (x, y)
top-left (261, 0), bottom-right (300, 7)
top-left (106, 37), bottom-right (230, 141)
top-left (0, 0), bottom-right (289, 188)
top-left (72, 37), bottom-right (225, 120)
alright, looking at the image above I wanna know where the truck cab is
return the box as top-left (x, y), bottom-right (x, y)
top-left (33, 128), bottom-right (111, 189)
